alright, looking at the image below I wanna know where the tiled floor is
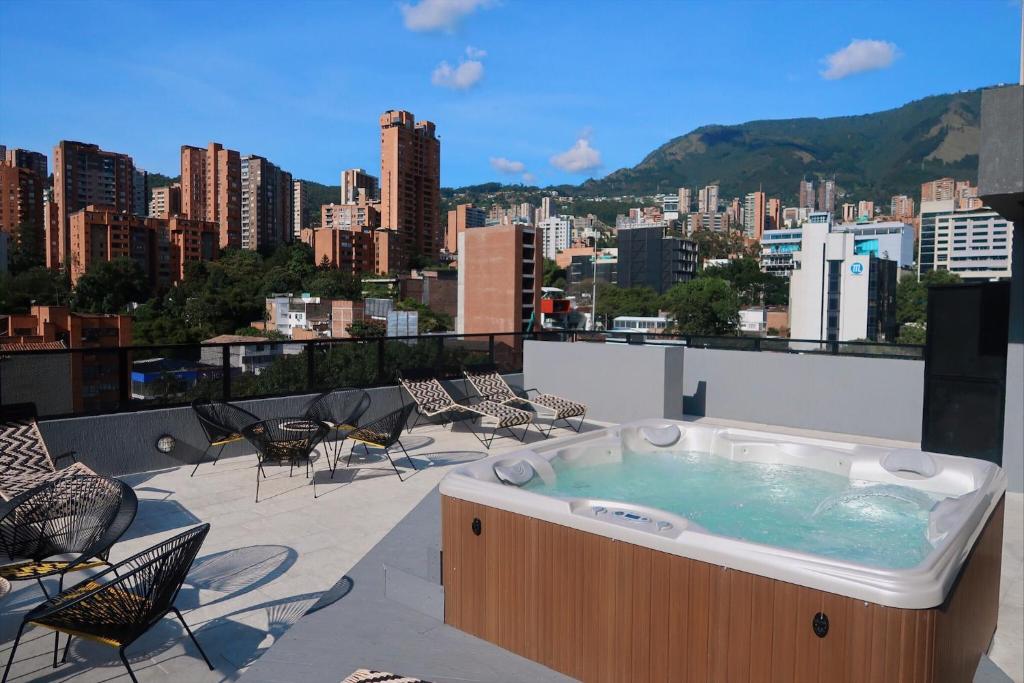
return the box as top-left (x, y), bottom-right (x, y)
top-left (1, 416), bottom-right (1021, 682)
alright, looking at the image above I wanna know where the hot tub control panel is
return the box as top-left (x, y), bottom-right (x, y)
top-left (580, 504), bottom-right (680, 537)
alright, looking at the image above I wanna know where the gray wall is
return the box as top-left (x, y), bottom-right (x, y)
top-left (524, 339), bottom-right (923, 443)
top-left (524, 340), bottom-right (683, 422)
top-left (681, 347), bottom-right (924, 442)
top-left (37, 375), bottom-right (524, 478)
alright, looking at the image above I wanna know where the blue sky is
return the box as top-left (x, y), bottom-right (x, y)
top-left (0, 0), bottom-right (1020, 188)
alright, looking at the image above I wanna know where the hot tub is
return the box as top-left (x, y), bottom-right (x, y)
top-left (439, 419), bottom-right (1006, 682)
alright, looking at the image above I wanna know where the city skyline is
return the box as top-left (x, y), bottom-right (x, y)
top-left (0, 1), bottom-right (1020, 188)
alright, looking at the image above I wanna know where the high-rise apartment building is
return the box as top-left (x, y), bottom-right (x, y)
top-left (766, 198), bottom-right (782, 231)
top-left (4, 148), bottom-right (47, 182)
top-left (51, 141), bottom-right (136, 268)
top-left (149, 184), bottom-right (181, 219)
top-left (457, 223), bottom-right (540, 334)
top-left (799, 179), bottom-right (816, 210)
top-left (857, 200), bottom-right (875, 220)
top-left (617, 225), bottom-right (697, 294)
top-left (293, 180), bottom-right (311, 238)
top-left (341, 168), bottom-right (379, 203)
top-left (0, 161), bottom-right (45, 256)
top-left (921, 177), bottom-right (956, 202)
top-left (180, 142), bottom-right (242, 250)
top-left (955, 180), bottom-right (982, 210)
top-left (817, 179), bottom-right (836, 215)
top-left (678, 187), bottom-right (692, 213)
top-left (538, 215), bottom-right (574, 260)
top-left (300, 226), bottom-right (375, 274)
top-left (539, 196), bottom-right (555, 223)
top-left (68, 206), bottom-right (218, 288)
top-left (445, 203), bottom-right (486, 254)
top-left (890, 195), bottom-right (916, 222)
top-left (321, 201), bottom-right (380, 232)
top-left (743, 191), bottom-right (766, 239)
top-left (918, 199), bottom-right (1013, 280)
top-left (379, 110), bottom-right (441, 267)
top-left (842, 203), bottom-right (857, 223)
top-left (697, 185), bottom-right (719, 213)
top-left (132, 168), bottom-right (148, 216)
top-left (240, 155), bottom-right (293, 251)
top-left (726, 197), bottom-right (742, 228)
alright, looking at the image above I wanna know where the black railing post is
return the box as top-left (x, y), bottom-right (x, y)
top-left (754, 337), bottom-right (762, 352)
top-left (433, 336), bottom-right (445, 377)
top-left (306, 342), bottom-right (316, 391)
top-left (376, 337), bottom-right (386, 386)
top-left (829, 340), bottom-right (839, 355)
top-left (118, 348), bottom-right (131, 410)
top-left (488, 334), bottom-right (495, 364)
top-left (221, 345), bottom-right (231, 400)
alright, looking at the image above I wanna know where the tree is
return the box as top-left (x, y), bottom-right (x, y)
top-left (304, 269), bottom-right (362, 299)
top-left (895, 270), bottom-right (960, 342)
top-left (700, 257), bottom-right (787, 307)
top-left (396, 298), bottom-right (453, 333)
top-left (0, 267), bottom-right (70, 312)
top-left (542, 258), bottom-right (567, 289)
top-left (71, 258), bottom-right (150, 314)
top-left (661, 277), bottom-right (740, 335)
top-left (690, 230), bottom-right (755, 264)
top-left (595, 284), bottom-right (662, 322)
top-left (347, 319), bottom-right (386, 338)
top-left (7, 222), bottom-right (45, 275)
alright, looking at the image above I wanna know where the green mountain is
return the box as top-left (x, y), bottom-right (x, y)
top-left (577, 89), bottom-right (983, 204)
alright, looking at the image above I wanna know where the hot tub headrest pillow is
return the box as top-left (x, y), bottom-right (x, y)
top-left (882, 449), bottom-right (938, 478)
top-left (494, 459), bottom-right (538, 486)
top-left (639, 424), bottom-right (681, 448)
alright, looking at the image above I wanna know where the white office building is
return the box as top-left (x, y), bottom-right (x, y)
top-left (789, 216), bottom-right (898, 342)
top-left (918, 200), bottom-right (1013, 280)
top-left (538, 215), bottom-right (574, 260)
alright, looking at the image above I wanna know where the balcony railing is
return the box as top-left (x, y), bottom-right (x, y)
top-left (0, 330), bottom-right (923, 420)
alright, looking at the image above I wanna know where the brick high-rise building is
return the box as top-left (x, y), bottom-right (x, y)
top-left (341, 168), bottom-right (379, 203)
top-left (457, 223), bottom-right (541, 334)
top-left (300, 227), bottom-right (375, 274)
top-left (698, 184), bottom-right (719, 213)
top-left (890, 195), bottom-right (916, 222)
top-left (5, 148), bottom-right (48, 182)
top-left (955, 180), bottom-right (982, 210)
top-left (857, 200), bottom-right (875, 220)
top-left (921, 177), bottom-right (955, 202)
top-left (799, 179), bottom-right (815, 210)
top-left (149, 184), bottom-right (181, 219)
top-left (379, 110), bottom-right (441, 267)
top-left (132, 168), bottom-right (148, 216)
top-left (180, 142), bottom-right (242, 249)
top-left (240, 155), bottom-right (293, 251)
top-left (743, 191), bottom-right (766, 240)
top-left (816, 178), bottom-right (836, 215)
top-left (766, 198), bottom-right (782, 231)
top-left (842, 203), bottom-right (857, 223)
top-left (678, 187), bottom-right (692, 213)
top-left (445, 203), bottom-right (486, 254)
top-left (0, 161), bottom-right (45, 256)
top-left (321, 201), bottom-right (380, 232)
top-left (293, 180), bottom-right (310, 238)
top-left (51, 141), bottom-right (136, 268)
top-left (68, 206), bottom-right (218, 288)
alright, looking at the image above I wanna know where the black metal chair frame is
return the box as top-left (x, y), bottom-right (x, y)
top-left (303, 388), bottom-right (372, 471)
top-left (397, 369), bottom-right (530, 450)
top-left (189, 399), bottom-right (260, 477)
top-left (340, 403), bottom-right (418, 481)
top-left (0, 475), bottom-right (138, 599)
top-left (2, 524), bottom-right (213, 683)
top-left (242, 418), bottom-right (329, 503)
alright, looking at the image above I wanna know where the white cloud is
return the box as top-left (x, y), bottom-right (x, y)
top-left (522, 172), bottom-right (537, 184)
top-left (821, 39), bottom-right (898, 80)
top-left (431, 59), bottom-right (484, 89)
top-left (550, 134), bottom-right (602, 173)
top-left (401, 0), bottom-right (492, 32)
top-left (465, 45), bottom-right (487, 59)
top-left (490, 157), bottom-right (525, 173)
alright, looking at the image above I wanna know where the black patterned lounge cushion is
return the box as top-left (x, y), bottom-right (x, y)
top-left (465, 370), bottom-right (518, 403)
top-left (531, 393), bottom-right (587, 420)
top-left (473, 400), bottom-right (532, 429)
top-left (0, 461), bottom-right (96, 501)
top-left (400, 378), bottom-right (457, 415)
top-left (0, 414), bottom-right (97, 500)
top-left (342, 670), bottom-right (431, 683)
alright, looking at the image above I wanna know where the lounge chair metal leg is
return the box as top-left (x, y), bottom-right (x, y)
top-left (2, 621), bottom-right (26, 683)
top-left (572, 415), bottom-right (586, 432)
top-left (61, 634), bottom-right (72, 664)
top-left (255, 465), bottom-right (261, 504)
top-left (310, 455), bottom-right (318, 499)
top-left (52, 630), bottom-right (59, 668)
top-left (383, 447), bottom-right (405, 481)
top-left (172, 607), bottom-right (215, 671)
top-left (36, 576), bottom-right (50, 599)
top-left (398, 441), bottom-right (417, 470)
top-left (119, 646), bottom-right (139, 683)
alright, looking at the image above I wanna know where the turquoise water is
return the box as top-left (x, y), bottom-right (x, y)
top-left (523, 450), bottom-right (943, 569)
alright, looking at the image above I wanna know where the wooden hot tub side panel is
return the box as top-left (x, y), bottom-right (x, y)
top-left (441, 495), bottom-right (1004, 683)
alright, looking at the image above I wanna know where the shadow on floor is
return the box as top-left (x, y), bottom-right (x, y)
top-left (118, 495), bottom-right (203, 542)
top-left (180, 545), bottom-right (299, 609)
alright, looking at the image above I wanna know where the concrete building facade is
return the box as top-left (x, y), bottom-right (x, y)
top-left (457, 223), bottom-right (540, 334)
top-left (742, 191), bottom-right (766, 240)
top-left (0, 161), bottom-right (45, 256)
top-left (538, 215), bottom-right (573, 260)
top-left (616, 225), bottom-right (697, 294)
top-left (445, 203), bottom-right (486, 254)
top-left (4, 148), bottom-right (47, 182)
top-left (180, 142), bottom-right (242, 250)
top-left (293, 180), bottom-right (310, 238)
top-left (918, 199), bottom-right (1014, 280)
top-left (240, 155), bottom-right (293, 251)
top-left (148, 184), bottom-right (181, 219)
top-left (697, 185), bottom-right (719, 213)
top-left (341, 168), bottom-right (379, 204)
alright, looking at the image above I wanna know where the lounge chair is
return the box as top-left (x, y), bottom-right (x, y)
top-left (0, 403), bottom-right (97, 501)
top-left (190, 398), bottom-right (260, 477)
top-left (341, 403), bottom-right (418, 481)
top-left (2, 524), bottom-right (213, 683)
top-left (462, 363), bottom-right (587, 436)
top-left (303, 388), bottom-right (372, 470)
top-left (398, 368), bottom-right (533, 449)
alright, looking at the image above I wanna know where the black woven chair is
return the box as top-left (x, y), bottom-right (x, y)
top-left (0, 476), bottom-right (138, 598)
top-left (190, 398), bottom-right (260, 477)
top-left (303, 388), bottom-right (371, 470)
top-left (0, 402), bottom-right (97, 501)
top-left (2, 523), bottom-right (213, 683)
top-left (341, 403), bottom-right (417, 481)
top-left (242, 418), bottom-right (329, 503)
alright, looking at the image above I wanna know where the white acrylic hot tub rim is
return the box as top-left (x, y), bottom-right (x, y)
top-left (438, 419), bottom-right (1007, 610)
